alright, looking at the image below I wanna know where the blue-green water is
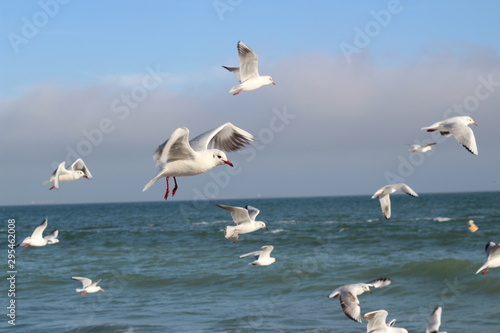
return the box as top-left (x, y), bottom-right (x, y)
top-left (1, 192), bottom-right (500, 332)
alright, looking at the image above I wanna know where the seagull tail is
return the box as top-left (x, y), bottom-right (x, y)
top-left (224, 226), bottom-right (237, 239)
top-left (476, 264), bottom-right (488, 274)
top-left (142, 177), bottom-right (159, 192)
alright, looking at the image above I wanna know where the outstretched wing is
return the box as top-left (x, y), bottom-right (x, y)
top-left (31, 218), bottom-right (48, 239)
top-left (426, 306), bottom-right (443, 333)
top-left (189, 123), bottom-right (254, 152)
top-left (237, 41), bottom-right (259, 81)
top-left (379, 195), bottom-right (391, 219)
top-left (395, 183), bottom-right (418, 197)
top-left (222, 66), bottom-right (241, 82)
top-left (217, 204), bottom-right (251, 225)
top-left (339, 291), bottom-right (361, 322)
top-left (366, 277), bottom-right (392, 289)
top-left (153, 127), bottom-right (196, 166)
top-left (72, 276), bottom-right (92, 288)
top-left (245, 205), bottom-right (260, 221)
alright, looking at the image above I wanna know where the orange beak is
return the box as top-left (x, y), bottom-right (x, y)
top-left (224, 160), bottom-right (234, 167)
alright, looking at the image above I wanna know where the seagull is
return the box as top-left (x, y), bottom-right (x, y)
top-left (16, 217), bottom-right (59, 247)
top-left (372, 183), bottom-right (418, 219)
top-left (143, 123), bottom-right (254, 199)
top-left (217, 204), bottom-right (267, 243)
top-left (239, 245), bottom-right (276, 266)
top-left (476, 241), bottom-right (500, 275)
top-left (407, 142), bottom-right (436, 153)
top-left (426, 306), bottom-right (447, 333)
top-left (421, 116), bottom-right (478, 155)
top-left (72, 277), bottom-right (104, 295)
top-left (327, 277), bottom-right (392, 323)
top-left (44, 158), bottom-right (92, 190)
top-left (363, 310), bottom-right (408, 333)
top-left (223, 41), bottom-right (275, 95)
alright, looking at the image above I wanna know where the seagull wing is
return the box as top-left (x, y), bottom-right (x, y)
top-left (237, 41), bottom-right (259, 81)
top-left (51, 161), bottom-right (67, 189)
top-left (153, 127), bottom-right (196, 166)
top-left (72, 277), bottom-right (93, 288)
top-left (396, 183), bottom-right (418, 197)
top-left (217, 204), bottom-right (252, 224)
top-left (340, 290), bottom-right (362, 322)
top-left (364, 310), bottom-right (389, 331)
top-left (487, 242), bottom-right (500, 260)
top-left (189, 123), bottom-right (255, 152)
top-left (426, 306), bottom-right (442, 333)
top-left (367, 277), bottom-right (392, 289)
top-left (259, 245), bottom-right (274, 259)
top-left (379, 194), bottom-right (391, 219)
top-left (239, 250), bottom-right (262, 259)
top-left (43, 229), bottom-right (59, 240)
top-left (245, 205), bottom-right (260, 221)
top-left (70, 158), bottom-right (93, 178)
top-left (31, 218), bottom-right (48, 239)
top-left (222, 66), bottom-right (241, 82)
top-left (446, 121), bottom-right (478, 155)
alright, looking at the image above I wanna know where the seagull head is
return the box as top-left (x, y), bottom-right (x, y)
top-left (213, 151), bottom-right (233, 167)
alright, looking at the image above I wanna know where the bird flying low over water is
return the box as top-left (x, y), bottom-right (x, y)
top-left (372, 183), bottom-right (418, 219)
top-left (476, 241), bottom-right (500, 275)
top-left (239, 245), bottom-right (276, 266)
top-left (44, 158), bottom-right (92, 190)
top-left (421, 116), bottom-right (478, 155)
top-left (327, 277), bottom-right (392, 323)
top-left (72, 277), bottom-right (104, 295)
top-left (217, 204), bottom-right (268, 243)
top-left (16, 217), bottom-right (59, 247)
top-left (223, 41), bottom-right (275, 95)
top-left (143, 123), bottom-right (254, 199)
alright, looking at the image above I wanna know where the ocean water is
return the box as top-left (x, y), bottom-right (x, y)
top-left (1, 191), bottom-right (500, 332)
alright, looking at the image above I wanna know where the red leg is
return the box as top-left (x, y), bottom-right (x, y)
top-left (233, 90), bottom-right (242, 95)
top-left (164, 177), bottom-right (170, 200)
top-left (482, 268), bottom-right (489, 275)
top-left (49, 185), bottom-right (55, 190)
top-left (172, 177), bottom-right (178, 196)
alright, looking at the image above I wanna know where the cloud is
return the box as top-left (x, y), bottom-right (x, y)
top-left (1, 46), bottom-right (499, 205)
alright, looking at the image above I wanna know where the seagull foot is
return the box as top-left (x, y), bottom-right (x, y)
top-left (482, 268), bottom-right (489, 275)
top-left (233, 90), bottom-right (242, 96)
top-left (80, 292), bottom-right (87, 296)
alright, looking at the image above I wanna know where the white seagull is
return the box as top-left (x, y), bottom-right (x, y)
top-left (421, 116), bottom-right (478, 155)
top-left (223, 41), bottom-right (275, 95)
top-left (476, 241), bottom-right (500, 275)
top-left (407, 142), bottom-right (436, 153)
top-left (327, 277), bottom-right (392, 323)
top-left (426, 306), bottom-right (447, 333)
top-left (372, 183), bottom-right (418, 219)
top-left (363, 310), bottom-right (408, 333)
top-left (143, 123), bottom-right (254, 199)
top-left (72, 277), bottom-right (104, 295)
top-left (44, 158), bottom-right (92, 190)
top-left (16, 218), bottom-right (59, 247)
top-left (239, 245), bottom-right (276, 266)
top-left (217, 204), bottom-right (268, 243)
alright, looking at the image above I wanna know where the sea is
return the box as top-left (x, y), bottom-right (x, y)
top-left (1, 191), bottom-right (499, 333)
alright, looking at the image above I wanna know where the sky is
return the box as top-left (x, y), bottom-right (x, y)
top-left (1, 0), bottom-right (500, 206)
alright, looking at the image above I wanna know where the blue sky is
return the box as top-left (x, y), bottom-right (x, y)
top-left (1, 1), bottom-right (500, 205)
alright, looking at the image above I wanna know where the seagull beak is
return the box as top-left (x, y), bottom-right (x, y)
top-left (473, 122), bottom-right (478, 125)
top-left (83, 175), bottom-right (89, 178)
top-left (223, 160), bottom-right (234, 167)
top-left (272, 81), bottom-right (276, 85)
